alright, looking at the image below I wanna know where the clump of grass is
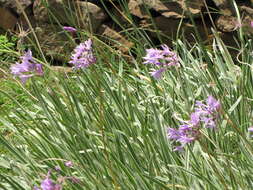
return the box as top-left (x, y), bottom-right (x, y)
top-left (0, 1), bottom-right (253, 190)
top-left (0, 33), bottom-right (253, 189)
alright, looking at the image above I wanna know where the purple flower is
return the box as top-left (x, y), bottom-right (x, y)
top-left (64, 161), bottom-right (73, 168)
top-left (150, 68), bottom-right (166, 79)
top-left (161, 45), bottom-right (179, 66)
top-left (168, 121), bottom-right (199, 151)
top-left (206, 96), bottom-right (220, 112)
top-left (249, 126), bottom-right (253, 132)
top-left (202, 117), bottom-right (216, 129)
top-left (189, 112), bottom-right (200, 126)
top-left (194, 96), bottom-right (220, 129)
top-left (54, 166), bottom-right (61, 172)
top-left (167, 128), bottom-right (183, 140)
top-left (173, 146), bottom-right (184, 152)
top-left (250, 21), bottom-right (253, 28)
top-left (167, 96), bottom-right (220, 151)
top-left (35, 64), bottom-right (44, 76)
top-left (11, 50), bottom-right (33, 75)
top-left (34, 186), bottom-right (40, 190)
top-left (143, 44), bottom-right (179, 79)
top-left (177, 135), bottom-right (195, 145)
top-left (10, 50), bottom-right (43, 83)
top-left (69, 39), bottom-right (96, 69)
top-left (143, 48), bottom-right (164, 65)
top-left (19, 74), bottom-right (33, 84)
top-left (41, 178), bottom-right (58, 190)
top-left (63, 26), bottom-right (77, 33)
top-left (40, 172), bottom-right (61, 190)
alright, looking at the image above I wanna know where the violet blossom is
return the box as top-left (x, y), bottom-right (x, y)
top-left (167, 96), bottom-right (220, 151)
top-left (143, 44), bottom-right (179, 79)
top-left (69, 39), bottom-right (96, 69)
top-left (195, 96), bottom-right (220, 129)
top-left (35, 171), bottom-right (62, 190)
top-left (41, 178), bottom-right (61, 190)
top-left (167, 118), bottom-right (200, 151)
top-left (10, 50), bottom-right (43, 83)
top-left (150, 68), bottom-right (166, 79)
top-left (64, 161), bottom-right (73, 168)
top-left (34, 159), bottom-right (81, 190)
top-left (54, 166), bottom-right (61, 172)
top-left (63, 26), bottom-right (77, 33)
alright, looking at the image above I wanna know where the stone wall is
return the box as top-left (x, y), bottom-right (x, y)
top-left (0, 0), bottom-right (252, 62)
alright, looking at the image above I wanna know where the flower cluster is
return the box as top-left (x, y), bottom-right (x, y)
top-left (10, 50), bottom-right (43, 83)
top-left (34, 160), bottom-right (80, 190)
top-left (167, 96), bottom-right (220, 151)
top-left (143, 44), bottom-right (179, 79)
top-left (69, 39), bottom-right (96, 69)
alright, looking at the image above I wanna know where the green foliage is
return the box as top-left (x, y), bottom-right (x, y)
top-left (0, 35), bottom-right (17, 63)
top-left (0, 2), bottom-right (253, 190)
top-left (0, 33), bottom-right (253, 189)
top-left (0, 33), bottom-right (28, 122)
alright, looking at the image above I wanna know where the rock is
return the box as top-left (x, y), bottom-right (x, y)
top-left (156, 1), bottom-right (185, 19)
top-left (212, 0), bottom-right (235, 16)
top-left (16, 7), bottom-right (36, 31)
top-left (153, 16), bottom-right (210, 45)
top-left (128, 0), bottom-right (204, 19)
top-left (241, 15), bottom-right (253, 35)
top-left (109, 7), bottom-right (132, 27)
top-left (216, 15), bottom-right (238, 32)
top-left (153, 16), bottom-right (181, 38)
top-left (0, 7), bottom-right (17, 30)
top-left (33, 0), bottom-right (107, 32)
top-left (216, 5), bottom-right (253, 33)
top-left (32, 24), bottom-right (76, 63)
top-left (240, 5), bottom-right (253, 15)
top-left (98, 24), bottom-right (134, 53)
top-left (240, 6), bottom-right (253, 35)
top-left (177, 0), bottom-right (204, 16)
top-left (0, 0), bottom-right (32, 14)
top-left (75, 2), bottom-right (107, 32)
top-left (128, 0), bottom-right (150, 19)
top-left (33, 0), bottom-right (73, 24)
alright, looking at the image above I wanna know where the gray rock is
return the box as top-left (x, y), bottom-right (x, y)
top-left (0, 0), bottom-right (32, 14)
top-left (216, 15), bottom-right (238, 32)
top-left (128, 0), bottom-right (204, 19)
top-left (98, 24), bottom-right (134, 53)
top-left (33, 0), bottom-right (107, 32)
top-left (153, 16), bottom-right (210, 45)
top-left (32, 23), bottom-right (76, 63)
top-left (75, 2), bottom-right (107, 32)
top-left (0, 7), bottom-right (17, 30)
top-left (33, 0), bottom-right (74, 24)
top-left (212, 0), bottom-right (235, 16)
top-left (240, 6), bottom-right (253, 35)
